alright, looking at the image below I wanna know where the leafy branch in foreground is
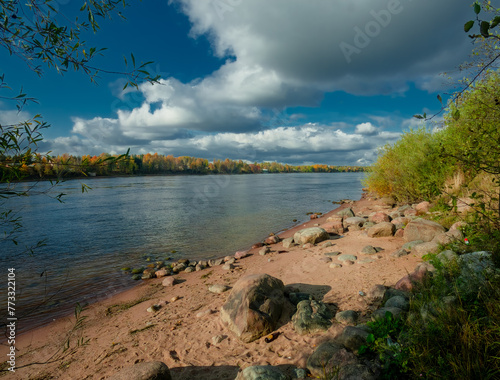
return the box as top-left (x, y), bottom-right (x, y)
top-left (1, 0), bottom-right (158, 255)
top-left (414, 1), bottom-right (500, 121)
top-left (0, 0), bottom-right (160, 90)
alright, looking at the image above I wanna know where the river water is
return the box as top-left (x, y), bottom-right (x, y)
top-left (0, 172), bottom-right (364, 333)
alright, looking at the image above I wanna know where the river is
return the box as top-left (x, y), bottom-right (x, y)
top-left (0, 172), bottom-right (364, 333)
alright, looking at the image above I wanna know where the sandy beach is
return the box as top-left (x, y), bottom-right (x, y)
top-left (0, 193), bottom-right (423, 379)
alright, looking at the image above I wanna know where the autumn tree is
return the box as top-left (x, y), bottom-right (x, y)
top-left (1, 0), bottom-right (157, 250)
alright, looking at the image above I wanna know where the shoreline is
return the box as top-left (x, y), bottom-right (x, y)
top-left (5, 170), bottom-right (367, 185)
top-left (2, 196), bottom-right (351, 341)
top-left (1, 193), bottom-right (423, 379)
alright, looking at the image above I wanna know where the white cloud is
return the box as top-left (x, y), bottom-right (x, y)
top-left (355, 122), bottom-right (378, 135)
top-left (173, 0), bottom-right (471, 94)
top-left (48, 0), bottom-right (473, 164)
top-left (0, 108), bottom-right (32, 126)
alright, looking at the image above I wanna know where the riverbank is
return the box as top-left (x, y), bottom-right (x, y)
top-left (0, 193), bottom-right (424, 379)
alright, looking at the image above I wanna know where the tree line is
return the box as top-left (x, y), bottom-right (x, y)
top-left (1, 152), bottom-right (366, 179)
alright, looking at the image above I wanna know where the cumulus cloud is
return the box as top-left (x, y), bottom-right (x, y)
top-left (355, 122), bottom-right (378, 135)
top-left (45, 0), bottom-right (472, 164)
top-left (0, 107), bottom-right (32, 126)
top-left (174, 0), bottom-right (471, 94)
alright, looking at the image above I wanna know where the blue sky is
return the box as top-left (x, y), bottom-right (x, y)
top-left (0, 0), bottom-right (478, 165)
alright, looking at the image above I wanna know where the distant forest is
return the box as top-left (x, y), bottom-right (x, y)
top-left (4, 152), bottom-right (366, 179)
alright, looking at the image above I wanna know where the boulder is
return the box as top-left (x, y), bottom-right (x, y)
top-left (327, 215), bottom-right (344, 223)
top-left (394, 229), bottom-right (405, 238)
top-left (292, 300), bottom-right (333, 334)
top-left (433, 229), bottom-right (463, 245)
top-left (371, 307), bottom-right (404, 322)
top-left (404, 208), bottom-right (418, 217)
top-left (235, 250), bottom-right (250, 260)
top-left (293, 227), bottom-right (330, 245)
top-left (450, 221), bottom-right (467, 231)
top-left (335, 326), bottom-right (370, 352)
top-left (337, 364), bottom-right (378, 380)
top-left (259, 246), bottom-right (271, 256)
top-left (325, 215), bottom-right (345, 234)
top-left (415, 201), bottom-right (431, 214)
top-left (369, 212), bottom-right (391, 224)
top-left (344, 217), bottom-right (366, 230)
top-left (321, 221), bottom-right (345, 235)
top-left (384, 296), bottom-right (409, 311)
top-left (336, 207), bottom-right (355, 218)
top-left (108, 361), bottom-right (172, 380)
top-left (288, 292), bottom-right (314, 306)
top-left (362, 222), bottom-right (376, 229)
top-left (162, 277), bottom-right (176, 287)
top-left (265, 235), bottom-right (281, 245)
top-left (208, 258), bottom-right (224, 266)
top-left (155, 269), bottom-right (169, 278)
top-left (391, 216), bottom-right (409, 229)
top-left (457, 251), bottom-right (496, 295)
top-left (395, 262), bottom-right (435, 292)
top-left (398, 205), bottom-right (412, 213)
top-left (335, 310), bottom-right (359, 325)
top-left (235, 366), bottom-right (289, 380)
top-left (412, 241), bottom-right (440, 257)
top-left (306, 341), bottom-right (358, 378)
top-left (436, 250), bottom-right (458, 264)
top-left (391, 248), bottom-right (409, 258)
top-left (367, 222), bottom-right (395, 238)
top-left (338, 254), bottom-right (357, 262)
top-left (366, 284), bottom-right (386, 303)
top-left (383, 288), bottom-right (410, 303)
top-left (222, 263), bottom-right (234, 271)
top-left (402, 240), bottom-right (425, 251)
top-left (282, 237), bottom-right (296, 249)
top-left (220, 274), bottom-right (285, 343)
top-left (172, 263), bottom-right (187, 273)
top-left (361, 246), bottom-right (377, 255)
top-left (208, 284), bottom-right (230, 294)
top-left (403, 219), bottom-right (446, 242)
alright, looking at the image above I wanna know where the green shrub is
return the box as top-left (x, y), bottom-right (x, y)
top-left (403, 260), bottom-right (500, 379)
top-left (358, 312), bottom-right (409, 379)
top-left (364, 127), bottom-right (454, 204)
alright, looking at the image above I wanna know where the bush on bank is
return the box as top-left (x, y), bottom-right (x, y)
top-left (362, 71), bottom-right (500, 379)
top-left (363, 127), bottom-right (455, 204)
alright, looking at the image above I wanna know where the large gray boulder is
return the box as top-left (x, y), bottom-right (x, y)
top-left (306, 341), bottom-right (360, 378)
top-left (292, 300), bottom-right (333, 334)
top-left (335, 326), bottom-right (370, 352)
top-left (366, 222), bottom-right (395, 238)
top-left (235, 365), bottom-right (289, 380)
top-left (457, 251), bottom-right (496, 295)
top-left (403, 218), bottom-right (446, 242)
top-left (108, 362), bottom-right (172, 380)
top-left (293, 227), bottom-right (329, 245)
top-left (220, 274), bottom-right (285, 343)
top-left (412, 241), bottom-right (440, 257)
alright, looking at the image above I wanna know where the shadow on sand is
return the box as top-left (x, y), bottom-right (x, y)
top-left (170, 364), bottom-right (300, 380)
